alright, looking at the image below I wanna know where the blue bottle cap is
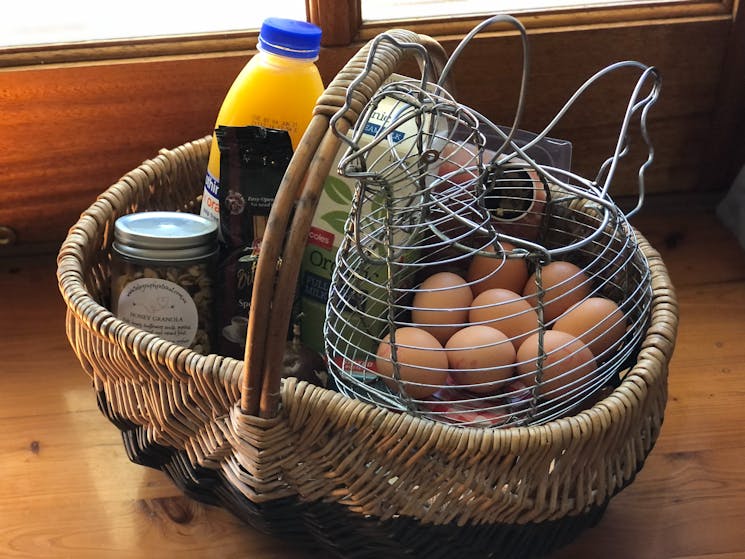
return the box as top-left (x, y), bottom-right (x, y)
top-left (258, 17), bottom-right (322, 59)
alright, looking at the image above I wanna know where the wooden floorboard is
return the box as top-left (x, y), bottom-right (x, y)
top-left (1, 205), bottom-right (743, 558)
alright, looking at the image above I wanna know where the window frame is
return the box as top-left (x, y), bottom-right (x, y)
top-left (0, 0), bottom-right (734, 66)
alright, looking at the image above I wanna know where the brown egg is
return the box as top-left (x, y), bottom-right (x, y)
top-left (445, 325), bottom-right (516, 394)
top-left (431, 142), bottom-right (491, 241)
top-left (437, 142), bottom-right (494, 187)
top-left (412, 272), bottom-right (473, 344)
top-left (554, 297), bottom-right (627, 360)
top-left (375, 327), bottom-right (449, 400)
top-left (468, 288), bottom-right (539, 351)
top-left (516, 330), bottom-right (597, 401)
top-left (522, 261), bottom-right (592, 323)
top-left (467, 242), bottom-right (529, 296)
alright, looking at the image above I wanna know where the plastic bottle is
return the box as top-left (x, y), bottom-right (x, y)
top-left (200, 17), bottom-right (324, 226)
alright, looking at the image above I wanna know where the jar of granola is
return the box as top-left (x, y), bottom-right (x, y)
top-left (111, 211), bottom-right (218, 354)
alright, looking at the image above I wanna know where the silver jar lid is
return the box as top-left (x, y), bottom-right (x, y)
top-left (113, 211), bottom-right (218, 262)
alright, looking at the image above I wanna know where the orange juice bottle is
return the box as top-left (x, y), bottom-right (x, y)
top-left (200, 17), bottom-right (324, 227)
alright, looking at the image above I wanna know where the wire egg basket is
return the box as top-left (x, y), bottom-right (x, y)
top-left (324, 16), bottom-right (662, 428)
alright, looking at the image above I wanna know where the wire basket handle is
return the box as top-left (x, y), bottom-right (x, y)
top-left (495, 60), bottom-right (661, 219)
top-left (240, 30), bottom-right (450, 417)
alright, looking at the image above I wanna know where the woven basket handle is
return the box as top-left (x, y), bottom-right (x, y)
top-left (240, 30), bottom-right (450, 417)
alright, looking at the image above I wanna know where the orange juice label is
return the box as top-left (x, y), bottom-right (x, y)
top-left (201, 171), bottom-right (221, 225)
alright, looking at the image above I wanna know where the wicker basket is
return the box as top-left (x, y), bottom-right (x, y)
top-left (57, 29), bottom-right (678, 559)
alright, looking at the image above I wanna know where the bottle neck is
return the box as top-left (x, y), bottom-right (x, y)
top-left (256, 45), bottom-right (318, 66)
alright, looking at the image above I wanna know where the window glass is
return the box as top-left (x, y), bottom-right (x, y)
top-left (0, 0), bottom-right (306, 48)
top-left (362, 0), bottom-right (668, 21)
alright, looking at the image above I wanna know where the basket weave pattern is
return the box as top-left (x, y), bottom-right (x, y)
top-left (57, 30), bottom-right (677, 558)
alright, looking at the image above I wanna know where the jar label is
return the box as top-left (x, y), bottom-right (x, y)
top-left (117, 277), bottom-right (199, 347)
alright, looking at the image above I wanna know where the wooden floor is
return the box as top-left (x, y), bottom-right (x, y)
top-left (2, 202), bottom-right (744, 558)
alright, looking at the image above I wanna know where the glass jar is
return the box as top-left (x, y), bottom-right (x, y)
top-left (111, 211), bottom-right (218, 354)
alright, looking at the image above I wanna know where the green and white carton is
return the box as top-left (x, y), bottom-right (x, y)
top-left (299, 75), bottom-right (447, 366)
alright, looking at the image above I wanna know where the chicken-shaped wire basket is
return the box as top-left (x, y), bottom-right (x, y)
top-left (325, 16), bottom-right (662, 428)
